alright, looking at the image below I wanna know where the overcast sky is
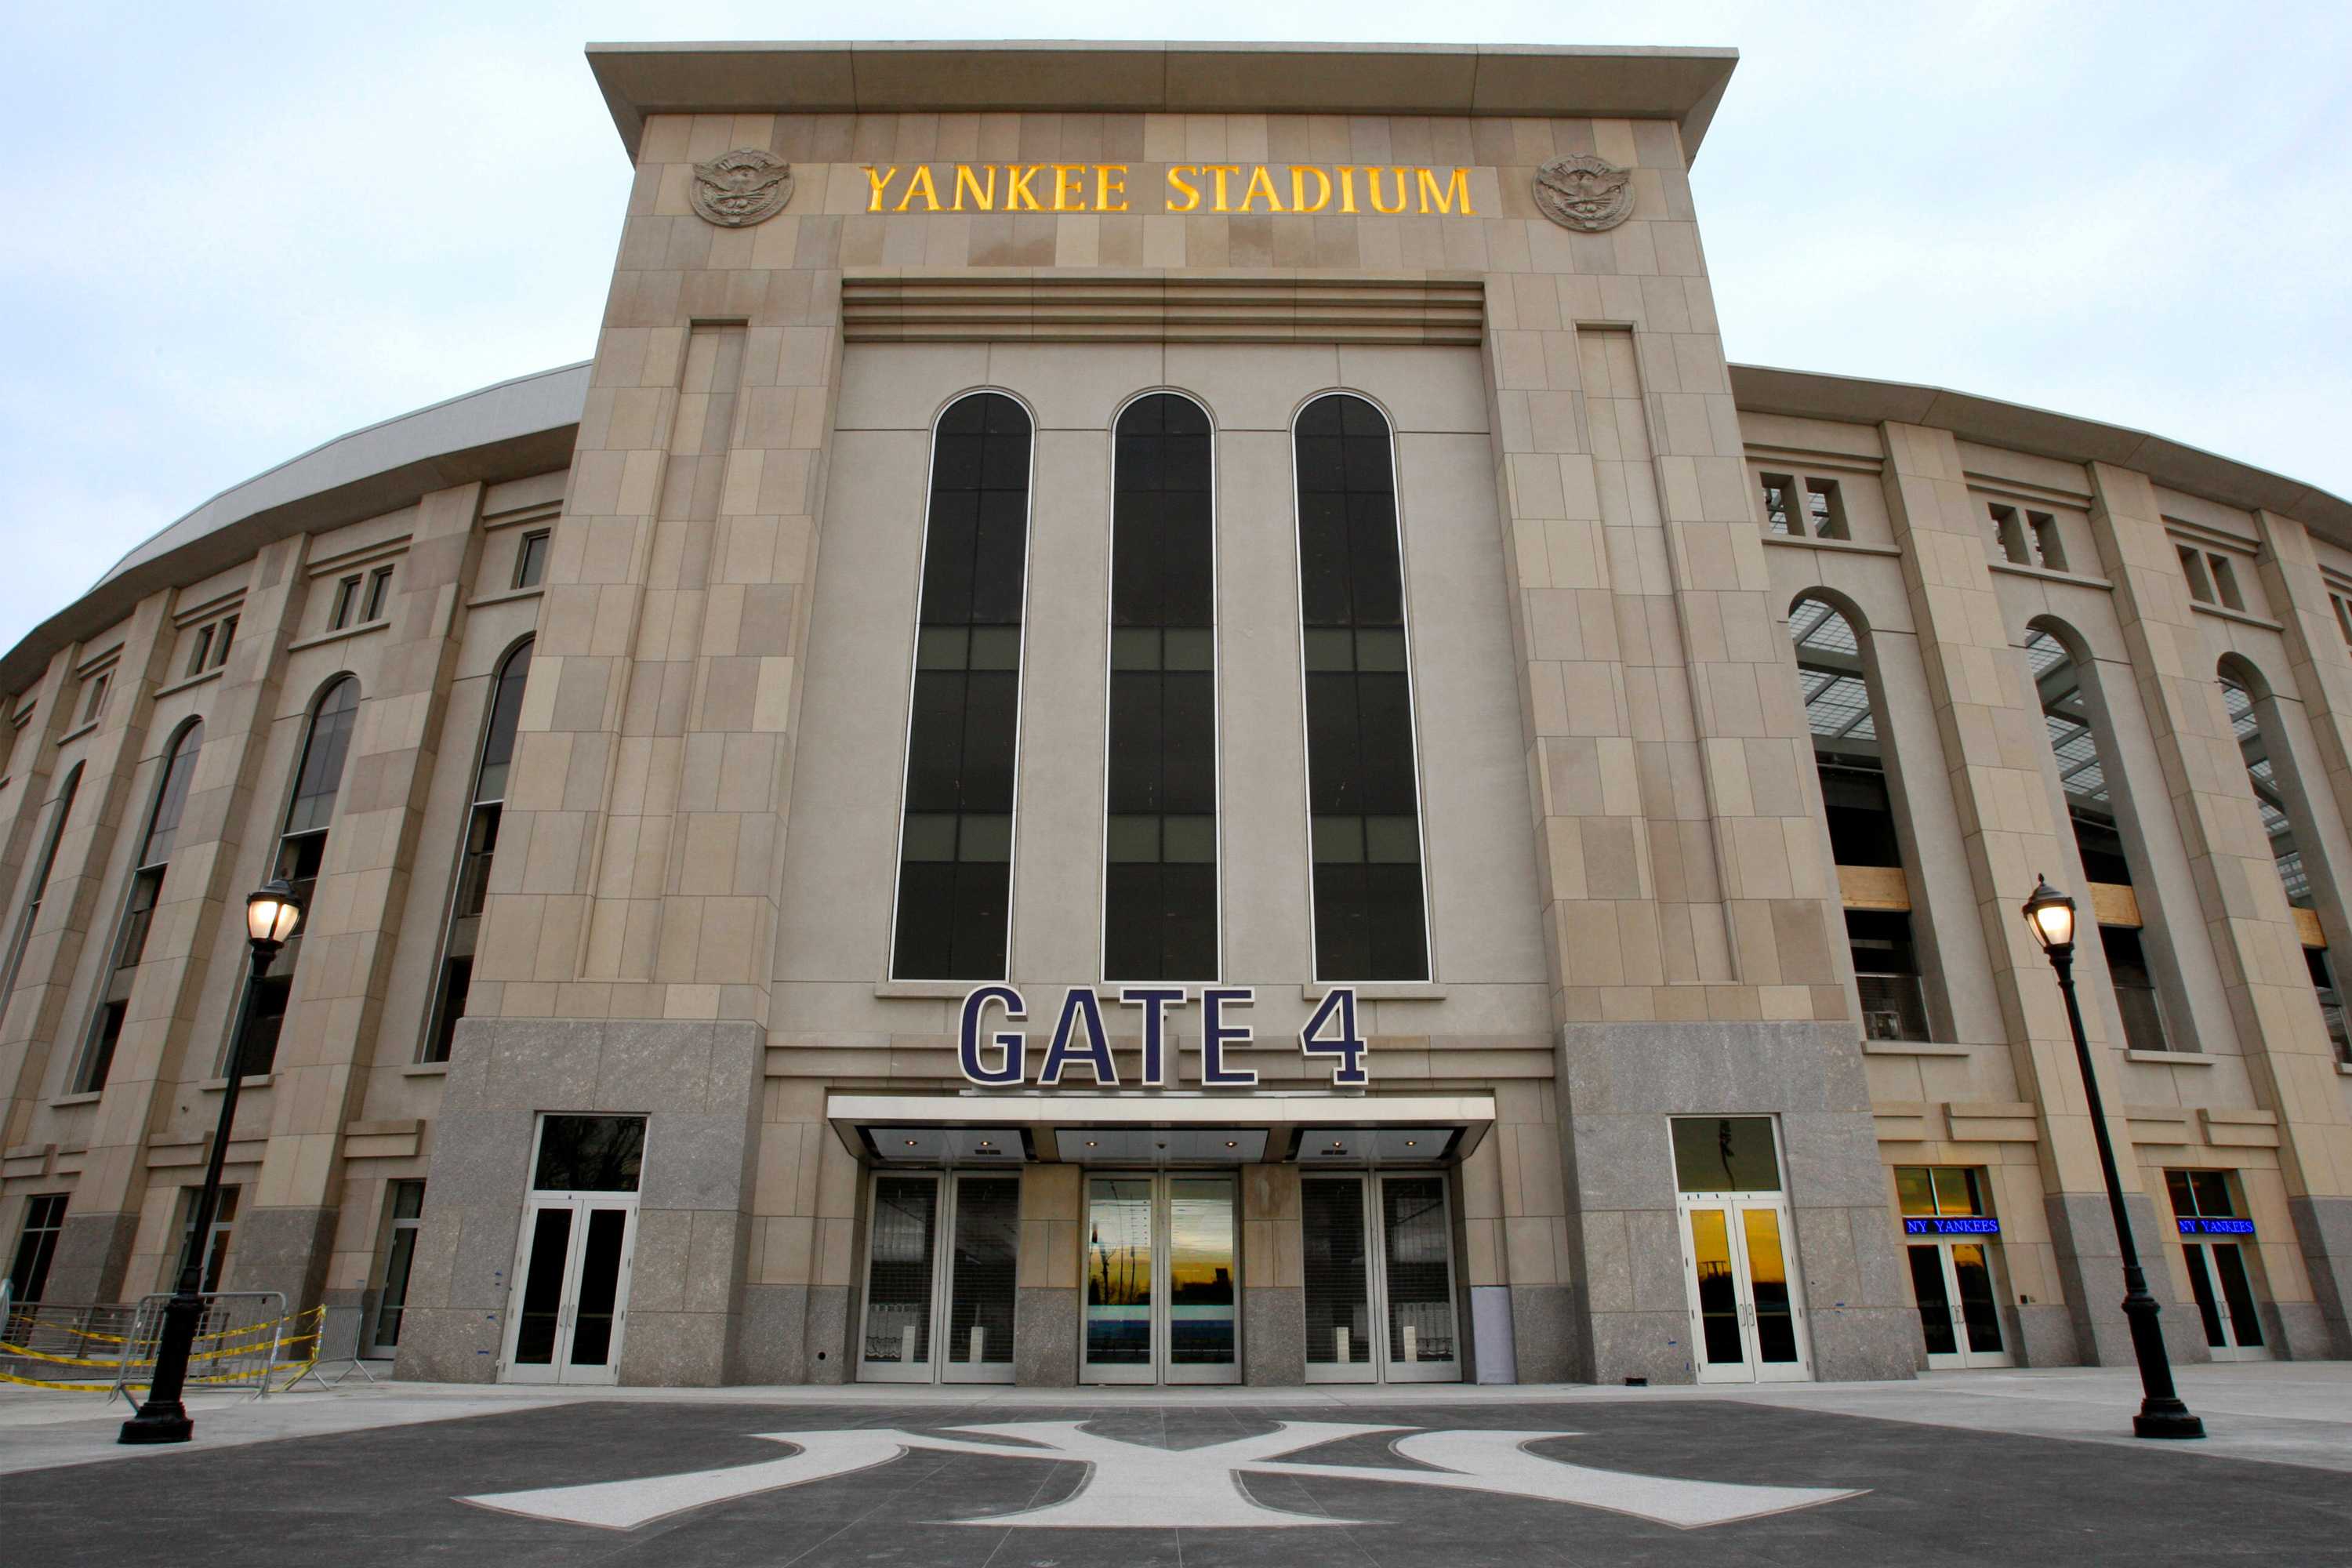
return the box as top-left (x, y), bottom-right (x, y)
top-left (2, 2), bottom-right (2345, 656)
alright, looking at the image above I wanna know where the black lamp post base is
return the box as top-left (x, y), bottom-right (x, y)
top-left (118, 1402), bottom-right (194, 1445)
top-left (2133, 1400), bottom-right (2207, 1439)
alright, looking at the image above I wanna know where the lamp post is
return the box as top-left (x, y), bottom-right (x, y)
top-left (2020, 875), bottom-right (2204, 1439)
top-left (119, 876), bottom-right (302, 1445)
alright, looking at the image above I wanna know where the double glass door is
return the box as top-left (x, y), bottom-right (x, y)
top-left (1083, 1173), bottom-right (1238, 1384)
top-left (502, 1115), bottom-right (644, 1385)
top-left (2181, 1240), bottom-right (2270, 1360)
top-left (859, 1173), bottom-right (1019, 1383)
top-left (1907, 1240), bottom-right (2010, 1368)
top-left (1671, 1116), bottom-right (1811, 1383)
top-left (1303, 1174), bottom-right (1459, 1382)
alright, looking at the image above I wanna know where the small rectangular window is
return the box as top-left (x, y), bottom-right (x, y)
top-left (2178, 546), bottom-right (2216, 604)
top-left (2332, 594), bottom-right (2352, 649)
top-left (1804, 478), bottom-right (1847, 539)
top-left (329, 575), bottom-right (362, 630)
top-left (1991, 506), bottom-right (2032, 565)
top-left (80, 673), bottom-right (110, 724)
top-left (1760, 474), bottom-right (1795, 535)
top-left (362, 566), bottom-right (394, 622)
top-left (514, 530), bottom-right (550, 590)
top-left (184, 626), bottom-right (214, 678)
top-left (2206, 554), bottom-right (2245, 612)
top-left (210, 615), bottom-right (236, 669)
top-left (2027, 511), bottom-right (2067, 572)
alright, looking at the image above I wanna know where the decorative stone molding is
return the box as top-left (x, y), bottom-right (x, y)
top-left (1533, 154), bottom-right (1635, 232)
top-left (689, 148), bottom-right (793, 227)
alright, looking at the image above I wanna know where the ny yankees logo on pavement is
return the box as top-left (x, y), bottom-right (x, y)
top-left (464, 1421), bottom-right (1863, 1533)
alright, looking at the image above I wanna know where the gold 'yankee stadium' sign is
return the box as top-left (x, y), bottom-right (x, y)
top-left (863, 163), bottom-right (1475, 216)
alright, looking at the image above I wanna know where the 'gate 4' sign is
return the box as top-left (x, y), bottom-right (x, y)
top-left (958, 985), bottom-right (1369, 1088)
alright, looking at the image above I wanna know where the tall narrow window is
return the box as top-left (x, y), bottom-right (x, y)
top-left (425, 641), bottom-right (531, 1061)
top-left (0, 762), bottom-right (82, 1037)
top-left (241, 678), bottom-right (360, 1075)
top-left (2025, 627), bottom-right (2169, 1051)
top-left (2220, 667), bottom-right (2310, 909)
top-left (1296, 394), bottom-right (1428, 981)
top-left (1104, 394), bottom-right (1218, 980)
top-left (361, 565), bottom-right (394, 622)
top-left (328, 576), bottom-right (361, 630)
top-left (79, 720), bottom-right (205, 1091)
top-left (1791, 600), bottom-right (1929, 1041)
top-left (891, 394), bottom-right (1033, 980)
top-left (7, 1193), bottom-right (66, 1304)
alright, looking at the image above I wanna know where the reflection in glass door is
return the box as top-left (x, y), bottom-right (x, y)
top-left (1671, 1116), bottom-right (1812, 1384)
top-left (501, 1116), bottom-right (644, 1386)
top-left (858, 1173), bottom-right (1020, 1384)
top-left (1906, 1241), bottom-right (2010, 1368)
top-left (1305, 1174), bottom-right (1459, 1383)
top-left (2181, 1241), bottom-right (2270, 1361)
top-left (1083, 1173), bottom-right (1237, 1385)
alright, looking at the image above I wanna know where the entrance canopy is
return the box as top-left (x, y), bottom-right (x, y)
top-left (828, 1092), bottom-right (1495, 1169)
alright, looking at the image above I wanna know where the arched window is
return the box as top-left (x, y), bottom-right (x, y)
top-left (79, 719), bottom-right (205, 1091)
top-left (425, 640), bottom-right (532, 1062)
top-left (1295, 394), bottom-right (1428, 981)
top-left (891, 394), bottom-right (1033, 980)
top-left (241, 677), bottom-right (360, 1075)
top-left (2023, 626), bottom-right (2169, 1051)
top-left (1789, 598), bottom-right (1928, 1042)
top-left (0, 761), bottom-right (82, 1039)
top-left (1104, 394), bottom-right (1218, 980)
top-left (2220, 661), bottom-right (2350, 1059)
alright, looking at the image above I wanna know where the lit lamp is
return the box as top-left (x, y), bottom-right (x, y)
top-left (2020, 874), bottom-right (2203, 1439)
top-left (121, 876), bottom-right (303, 1444)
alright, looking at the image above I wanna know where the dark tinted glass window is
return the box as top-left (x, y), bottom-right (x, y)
top-left (138, 720), bottom-right (205, 869)
top-left (285, 677), bottom-right (361, 836)
top-left (892, 394), bottom-right (1033, 979)
top-left (1295, 394), bottom-right (1427, 981)
top-left (1105, 394), bottom-right (1218, 979)
top-left (533, 1115), bottom-right (645, 1192)
top-left (426, 641), bottom-right (532, 1063)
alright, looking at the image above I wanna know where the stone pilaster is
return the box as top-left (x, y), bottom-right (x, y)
top-left (2089, 466), bottom-right (2352, 1356)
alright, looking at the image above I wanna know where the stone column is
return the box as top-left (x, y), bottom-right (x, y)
top-left (227, 485), bottom-right (488, 1315)
top-left (2087, 468), bottom-right (2352, 1358)
top-left (1241, 1162), bottom-right (1304, 1385)
top-left (1015, 1162), bottom-right (1080, 1386)
top-left (0, 649), bottom-right (81, 1145)
top-left (1876, 423), bottom-right (2186, 1366)
top-left (407, 110), bottom-right (847, 1385)
top-left (1482, 122), bottom-right (1911, 1383)
top-left (18, 595), bottom-right (182, 1301)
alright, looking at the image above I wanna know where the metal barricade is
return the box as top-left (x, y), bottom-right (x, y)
top-left (107, 1292), bottom-right (290, 1403)
top-left (0, 1299), bottom-right (147, 1388)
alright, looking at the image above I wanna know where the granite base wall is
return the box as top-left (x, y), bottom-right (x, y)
top-left (2288, 1193), bottom-right (2352, 1358)
top-left (395, 1015), bottom-right (762, 1386)
top-left (40, 1210), bottom-right (139, 1304)
top-left (2045, 1189), bottom-right (2205, 1367)
top-left (1014, 1285), bottom-right (1077, 1386)
top-left (1557, 1020), bottom-right (1918, 1385)
top-left (1244, 1284), bottom-right (1305, 1385)
top-left (228, 1204), bottom-right (338, 1312)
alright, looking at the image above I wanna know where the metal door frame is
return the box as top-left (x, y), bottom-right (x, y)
top-left (1081, 1171), bottom-right (1241, 1387)
top-left (1301, 1172), bottom-right (1460, 1385)
top-left (858, 1170), bottom-right (1021, 1385)
top-left (1675, 1191), bottom-right (1813, 1385)
top-left (1907, 1237), bottom-right (2014, 1370)
top-left (498, 1189), bottom-right (640, 1385)
top-left (2180, 1239), bottom-right (2274, 1362)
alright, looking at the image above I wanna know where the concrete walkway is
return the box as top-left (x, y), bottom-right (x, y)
top-left (4, 1361), bottom-right (2349, 1478)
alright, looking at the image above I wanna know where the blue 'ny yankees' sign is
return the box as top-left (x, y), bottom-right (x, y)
top-left (956, 985), bottom-right (1369, 1088)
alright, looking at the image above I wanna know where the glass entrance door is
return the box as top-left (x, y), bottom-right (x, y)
top-left (1304, 1174), bottom-right (1459, 1383)
top-left (501, 1115), bottom-right (644, 1386)
top-left (2181, 1240), bottom-right (2270, 1361)
top-left (1671, 1116), bottom-right (1812, 1384)
top-left (1083, 1172), bottom-right (1238, 1385)
top-left (858, 1172), bottom-right (1020, 1384)
top-left (1906, 1240), bottom-right (2011, 1368)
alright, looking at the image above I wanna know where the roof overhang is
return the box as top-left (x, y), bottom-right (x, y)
top-left (1730, 363), bottom-right (2352, 549)
top-left (826, 1091), bottom-right (1495, 1168)
top-left (585, 40), bottom-right (1739, 160)
top-left (0, 362), bottom-right (590, 697)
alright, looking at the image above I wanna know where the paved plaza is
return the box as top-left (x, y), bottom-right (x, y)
top-left (4, 1367), bottom-right (2351, 1565)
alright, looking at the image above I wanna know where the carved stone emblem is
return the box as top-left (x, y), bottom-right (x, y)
top-left (1533, 154), bottom-right (1635, 232)
top-left (689, 148), bottom-right (794, 227)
